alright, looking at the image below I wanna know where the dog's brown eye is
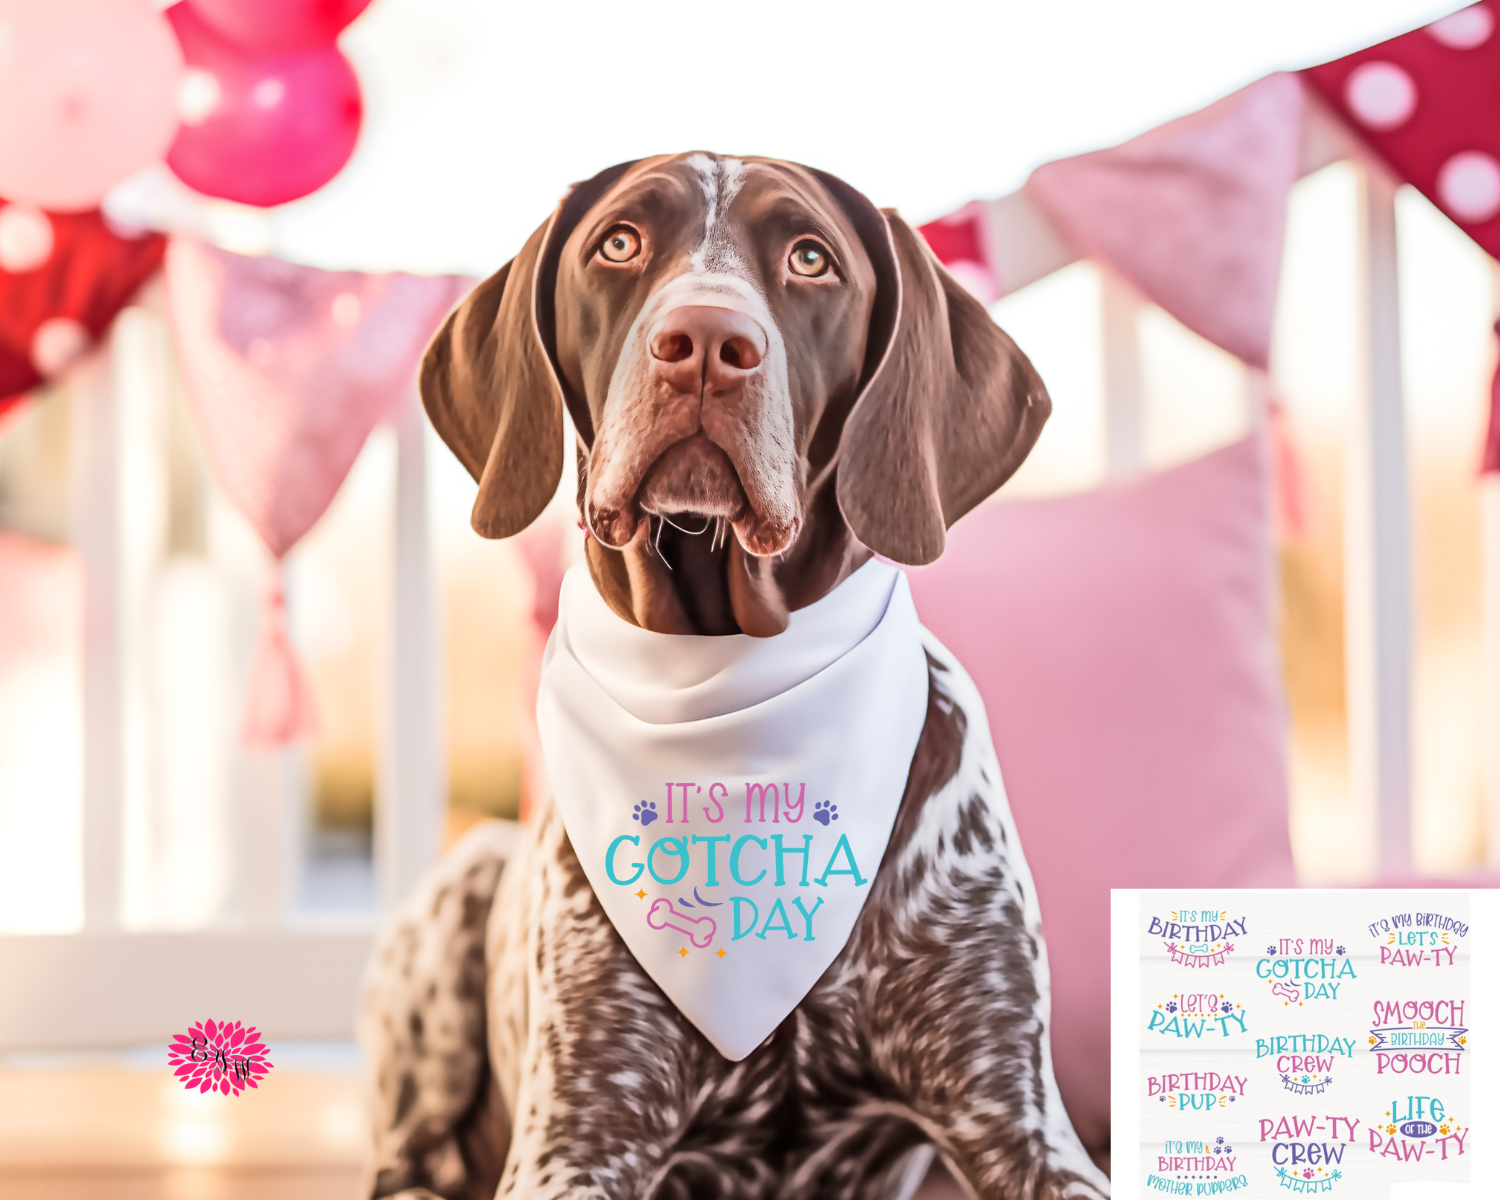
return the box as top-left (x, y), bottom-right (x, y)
top-left (599, 226), bottom-right (641, 263)
top-left (788, 241), bottom-right (830, 278)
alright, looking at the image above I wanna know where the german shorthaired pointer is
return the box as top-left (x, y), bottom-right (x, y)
top-left (359, 153), bottom-right (1110, 1200)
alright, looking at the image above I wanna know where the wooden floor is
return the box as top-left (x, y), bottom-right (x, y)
top-left (0, 1054), bottom-right (367, 1200)
top-left (0, 1168), bottom-right (363, 1200)
top-left (0, 1052), bottom-right (996, 1199)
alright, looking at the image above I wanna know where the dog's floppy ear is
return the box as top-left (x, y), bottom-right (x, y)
top-left (421, 221), bottom-right (558, 538)
top-left (421, 162), bottom-right (634, 538)
top-left (816, 173), bottom-right (1051, 566)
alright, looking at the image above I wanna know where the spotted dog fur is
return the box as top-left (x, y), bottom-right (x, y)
top-left (362, 640), bottom-right (1108, 1200)
top-left (360, 821), bottom-right (518, 1200)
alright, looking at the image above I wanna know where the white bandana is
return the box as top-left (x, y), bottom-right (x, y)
top-left (536, 558), bottom-right (930, 1060)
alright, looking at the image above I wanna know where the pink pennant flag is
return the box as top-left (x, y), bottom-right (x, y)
top-left (1025, 72), bottom-right (1305, 368)
top-left (165, 238), bottom-right (470, 744)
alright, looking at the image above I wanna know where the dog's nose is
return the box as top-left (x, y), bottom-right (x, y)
top-left (649, 305), bottom-right (765, 395)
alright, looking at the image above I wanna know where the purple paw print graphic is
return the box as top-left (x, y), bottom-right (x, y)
top-left (1266, 944), bottom-right (1278, 955)
top-left (1221, 1001), bottom-right (1233, 1014)
top-left (632, 800), bottom-right (658, 826)
top-left (1335, 945), bottom-right (1346, 955)
top-left (813, 799), bottom-right (838, 826)
top-left (1165, 1001), bottom-right (1177, 1013)
top-left (1214, 1137), bottom-right (1232, 1154)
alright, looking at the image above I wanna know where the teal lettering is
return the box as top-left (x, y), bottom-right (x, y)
top-left (814, 834), bottom-right (867, 887)
top-left (772, 834), bottom-right (813, 886)
top-left (732, 896), bottom-right (760, 940)
top-left (648, 837), bottom-right (689, 885)
top-left (692, 834), bottom-right (730, 886)
top-left (792, 896), bottom-right (823, 940)
top-left (731, 835), bottom-right (768, 886)
top-left (757, 898), bottom-right (797, 940)
top-left (605, 835), bottom-right (643, 885)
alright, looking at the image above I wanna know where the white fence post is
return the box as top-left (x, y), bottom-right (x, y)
top-left (377, 393), bottom-right (445, 908)
top-left (69, 338), bottom-right (124, 931)
top-left (240, 745), bottom-right (306, 926)
top-left (1100, 268), bottom-right (1147, 479)
top-left (1345, 164), bottom-right (1414, 878)
top-left (1485, 477), bottom-right (1500, 870)
top-left (1484, 263), bottom-right (1500, 871)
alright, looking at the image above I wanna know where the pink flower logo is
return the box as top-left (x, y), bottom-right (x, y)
top-left (168, 1019), bottom-right (273, 1095)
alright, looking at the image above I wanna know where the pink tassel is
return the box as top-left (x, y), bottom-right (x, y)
top-left (1268, 399), bottom-right (1311, 541)
top-left (1482, 319), bottom-right (1500, 476)
top-left (242, 565), bottom-right (318, 746)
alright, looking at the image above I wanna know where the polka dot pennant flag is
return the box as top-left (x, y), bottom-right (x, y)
top-left (1303, 3), bottom-right (1500, 256)
top-left (917, 201), bottom-right (1001, 305)
top-left (0, 200), bottom-right (166, 416)
top-left (1305, 2), bottom-right (1500, 475)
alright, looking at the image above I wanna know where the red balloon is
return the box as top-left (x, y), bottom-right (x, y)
top-left (183, 0), bottom-right (374, 52)
top-left (165, 4), bottom-right (362, 208)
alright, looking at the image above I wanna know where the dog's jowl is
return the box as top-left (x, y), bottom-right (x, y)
top-left (360, 153), bottom-right (1110, 1200)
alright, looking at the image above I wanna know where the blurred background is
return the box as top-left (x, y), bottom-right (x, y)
top-left (0, 0), bottom-right (1496, 1196)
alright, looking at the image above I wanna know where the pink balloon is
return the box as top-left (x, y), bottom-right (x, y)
top-left (165, 3), bottom-right (362, 208)
top-left (185, 0), bottom-right (374, 52)
top-left (0, 0), bottom-right (183, 212)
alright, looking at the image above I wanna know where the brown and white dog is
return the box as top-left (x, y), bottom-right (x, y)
top-left (359, 153), bottom-right (1110, 1200)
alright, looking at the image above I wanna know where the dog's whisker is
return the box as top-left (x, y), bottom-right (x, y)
top-left (661, 512), bottom-right (713, 536)
top-left (652, 515), bottom-right (673, 570)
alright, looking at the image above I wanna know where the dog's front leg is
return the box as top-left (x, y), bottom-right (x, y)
top-left (831, 660), bottom-right (1110, 1200)
top-left (496, 804), bottom-right (785, 1200)
top-left (361, 820), bottom-right (518, 1200)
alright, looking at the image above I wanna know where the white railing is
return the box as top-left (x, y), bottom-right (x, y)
top-left (0, 295), bottom-right (444, 1050)
top-left (3, 97), bottom-right (1497, 1053)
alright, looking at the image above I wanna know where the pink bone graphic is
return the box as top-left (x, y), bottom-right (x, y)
top-left (1271, 981), bottom-right (1300, 1005)
top-left (647, 897), bottom-right (716, 948)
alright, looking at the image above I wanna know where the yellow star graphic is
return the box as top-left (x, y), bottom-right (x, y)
top-left (678, 946), bottom-right (690, 959)
top-left (716, 947), bottom-right (726, 959)
top-left (635, 888), bottom-right (647, 900)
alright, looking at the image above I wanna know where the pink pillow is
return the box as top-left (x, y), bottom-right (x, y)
top-left (907, 434), bottom-right (1296, 1152)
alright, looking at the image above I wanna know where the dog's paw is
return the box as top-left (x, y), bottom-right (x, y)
top-left (812, 799), bottom-right (838, 826)
top-left (633, 800), bottom-right (658, 826)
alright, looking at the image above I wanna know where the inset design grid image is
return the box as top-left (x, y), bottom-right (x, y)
top-left (1138, 890), bottom-right (1470, 1198)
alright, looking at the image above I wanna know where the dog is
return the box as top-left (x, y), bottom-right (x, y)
top-left (359, 153), bottom-right (1110, 1200)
